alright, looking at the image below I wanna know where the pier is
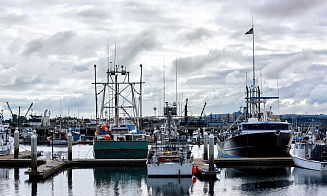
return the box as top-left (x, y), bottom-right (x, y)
top-left (213, 157), bottom-right (295, 167)
top-left (0, 151), bottom-right (43, 167)
top-left (0, 155), bottom-right (295, 180)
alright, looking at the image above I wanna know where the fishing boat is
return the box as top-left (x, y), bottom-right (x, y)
top-left (290, 131), bottom-right (327, 171)
top-left (21, 127), bottom-right (35, 138)
top-left (147, 102), bottom-right (194, 177)
top-left (216, 26), bottom-right (292, 158)
top-left (0, 113), bottom-right (13, 156)
top-left (217, 107), bottom-right (292, 158)
top-left (93, 64), bottom-right (148, 159)
top-left (49, 139), bottom-right (68, 146)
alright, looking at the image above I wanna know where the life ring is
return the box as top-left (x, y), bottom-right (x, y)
top-left (119, 137), bottom-right (124, 141)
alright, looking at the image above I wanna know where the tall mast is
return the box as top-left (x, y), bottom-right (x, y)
top-left (94, 65), bottom-right (98, 124)
top-left (245, 13), bottom-right (255, 117)
top-left (252, 15), bottom-right (255, 99)
top-left (251, 14), bottom-right (255, 117)
top-left (163, 57), bottom-right (165, 115)
top-left (115, 66), bottom-right (119, 126)
top-left (140, 64), bottom-right (143, 129)
top-left (176, 58), bottom-right (177, 104)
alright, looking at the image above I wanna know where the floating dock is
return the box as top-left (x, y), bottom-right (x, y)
top-left (194, 158), bottom-right (219, 180)
top-left (214, 157), bottom-right (295, 167)
top-left (25, 159), bottom-right (146, 180)
top-left (193, 157), bottom-right (295, 180)
top-left (0, 154), bottom-right (295, 181)
top-left (0, 151), bottom-right (43, 167)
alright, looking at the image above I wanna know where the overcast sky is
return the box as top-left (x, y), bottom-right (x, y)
top-left (1, 0), bottom-right (327, 120)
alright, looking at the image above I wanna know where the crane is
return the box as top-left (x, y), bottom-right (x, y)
top-left (199, 102), bottom-right (206, 120)
top-left (6, 102), bottom-right (14, 119)
top-left (25, 102), bottom-right (33, 117)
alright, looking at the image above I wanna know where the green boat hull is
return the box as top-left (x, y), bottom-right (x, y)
top-left (93, 140), bottom-right (148, 159)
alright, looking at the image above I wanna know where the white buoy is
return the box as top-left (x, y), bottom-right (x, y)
top-left (209, 134), bottom-right (214, 171)
top-left (14, 127), bottom-right (19, 159)
top-left (31, 131), bottom-right (37, 171)
top-left (203, 132), bottom-right (208, 161)
top-left (67, 131), bottom-right (72, 161)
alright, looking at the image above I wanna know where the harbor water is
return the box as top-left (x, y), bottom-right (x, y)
top-left (1, 145), bottom-right (327, 195)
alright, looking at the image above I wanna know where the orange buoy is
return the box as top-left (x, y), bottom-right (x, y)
top-left (192, 166), bottom-right (197, 174)
top-left (105, 134), bottom-right (110, 140)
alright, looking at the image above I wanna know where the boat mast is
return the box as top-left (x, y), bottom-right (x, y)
top-left (140, 64), bottom-right (142, 130)
top-left (115, 65), bottom-right (119, 127)
top-left (251, 15), bottom-right (256, 118)
top-left (163, 57), bottom-right (165, 115)
top-left (94, 65), bottom-right (98, 124)
top-left (176, 58), bottom-right (177, 111)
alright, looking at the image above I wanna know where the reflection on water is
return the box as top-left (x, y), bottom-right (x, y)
top-left (147, 178), bottom-right (193, 196)
top-left (2, 144), bottom-right (327, 195)
top-left (220, 167), bottom-right (292, 192)
top-left (292, 167), bottom-right (327, 185)
top-left (93, 167), bottom-right (147, 195)
top-left (93, 167), bottom-right (195, 196)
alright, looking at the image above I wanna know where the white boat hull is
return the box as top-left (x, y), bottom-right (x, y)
top-left (290, 148), bottom-right (327, 171)
top-left (147, 162), bottom-right (193, 177)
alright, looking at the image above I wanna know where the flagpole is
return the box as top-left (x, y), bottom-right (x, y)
top-left (251, 13), bottom-right (255, 117)
top-left (245, 15), bottom-right (255, 117)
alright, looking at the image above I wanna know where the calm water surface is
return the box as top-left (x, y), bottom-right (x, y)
top-left (1, 145), bottom-right (327, 195)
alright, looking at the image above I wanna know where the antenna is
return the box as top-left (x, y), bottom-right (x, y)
top-left (114, 32), bottom-right (117, 68)
top-left (107, 36), bottom-right (110, 70)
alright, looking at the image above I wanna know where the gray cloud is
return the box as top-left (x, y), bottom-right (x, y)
top-left (175, 27), bottom-right (213, 46)
top-left (1, 0), bottom-right (327, 119)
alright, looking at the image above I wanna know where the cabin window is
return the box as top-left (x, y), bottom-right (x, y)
top-left (285, 125), bottom-right (288, 130)
top-left (277, 124), bottom-right (281, 129)
top-left (300, 144), bottom-right (304, 149)
top-left (259, 124), bottom-right (264, 130)
top-left (265, 125), bottom-right (270, 129)
top-left (253, 124), bottom-right (258, 129)
top-left (271, 124), bottom-right (276, 129)
top-left (243, 125), bottom-right (248, 130)
top-left (295, 144), bottom-right (298, 149)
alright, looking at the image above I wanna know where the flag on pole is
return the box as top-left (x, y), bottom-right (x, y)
top-left (245, 28), bottom-right (253, 34)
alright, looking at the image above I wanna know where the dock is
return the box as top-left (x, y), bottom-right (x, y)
top-left (213, 157), bottom-right (295, 167)
top-left (25, 158), bottom-right (146, 180)
top-left (0, 151), bottom-right (44, 167)
top-left (193, 157), bottom-right (295, 180)
top-left (0, 153), bottom-right (295, 181)
top-left (194, 158), bottom-right (219, 180)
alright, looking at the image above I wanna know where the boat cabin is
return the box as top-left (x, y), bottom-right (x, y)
top-left (240, 122), bottom-right (289, 131)
top-left (293, 142), bottom-right (315, 159)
